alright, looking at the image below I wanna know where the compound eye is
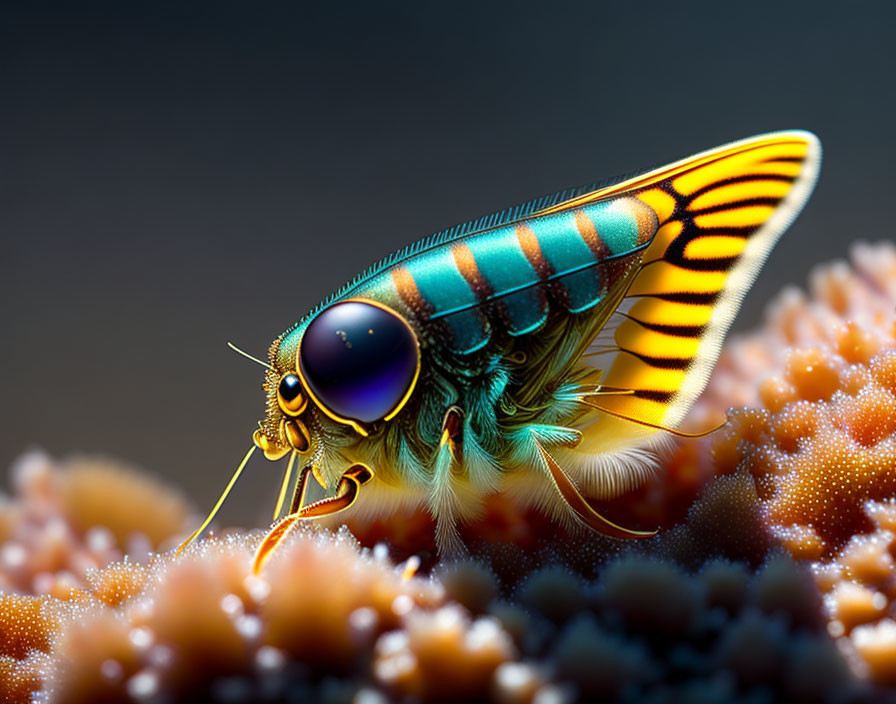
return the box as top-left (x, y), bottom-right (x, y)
top-left (299, 300), bottom-right (419, 424)
top-left (277, 373), bottom-right (307, 416)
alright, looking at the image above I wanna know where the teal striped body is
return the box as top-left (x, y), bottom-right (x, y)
top-left (275, 196), bottom-right (657, 368)
top-left (227, 130), bottom-right (822, 558)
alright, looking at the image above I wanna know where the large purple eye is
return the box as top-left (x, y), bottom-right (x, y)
top-left (299, 300), bottom-right (419, 424)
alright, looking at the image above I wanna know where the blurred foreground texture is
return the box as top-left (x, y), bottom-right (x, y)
top-left (3, 241), bottom-right (896, 703)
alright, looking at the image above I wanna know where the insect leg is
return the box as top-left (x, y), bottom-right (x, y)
top-left (440, 406), bottom-right (464, 457)
top-left (252, 464), bottom-right (373, 574)
top-left (577, 398), bottom-right (726, 438)
top-left (293, 464), bottom-right (372, 518)
top-left (272, 451), bottom-right (298, 521)
top-left (428, 407), bottom-right (469, 555)
top-left (533, 438), bottom-right (657, 540)
top-left (289, 464), bottom-right (315, 514)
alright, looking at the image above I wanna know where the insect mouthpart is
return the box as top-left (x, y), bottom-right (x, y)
top-left (281, 416), bottom-right (311, 453)
top-left (252, 416), bottom-right (311, 460)
top-left (252, 427), bottom-right (290, 461)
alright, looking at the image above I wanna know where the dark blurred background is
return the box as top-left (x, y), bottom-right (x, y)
top-left (2, 2), bottom-right (894, 525)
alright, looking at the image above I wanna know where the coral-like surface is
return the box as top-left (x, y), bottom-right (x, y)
top-left (684, 241), bottom-right (896, 684)
top-left (0, 523), bottom-right (874, 704)
top-left (49, 530), bottom-right (506, 704)
top-left (0, 451), bottom-right (191, 598)
top-left (820, 499), bottom-right (896, 685)
top-left (700, 240), bottom-right (896, 415)
top-left (0, 446), bottom-right (872, 702)
top-left (4, 241), bottom-right (896, 701)
top-left (712, 347), bottom-right (896, 559)
top-left (3, 528), bottom-right (523, 703)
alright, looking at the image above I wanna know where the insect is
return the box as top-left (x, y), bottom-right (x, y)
top-left (177, 131), bottom-right (821, 572)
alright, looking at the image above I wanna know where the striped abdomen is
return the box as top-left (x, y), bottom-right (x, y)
top-left (359, 197), bottom-right (658, 353)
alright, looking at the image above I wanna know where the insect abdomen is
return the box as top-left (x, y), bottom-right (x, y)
top-left (363, 197), bottom-right (657, 353)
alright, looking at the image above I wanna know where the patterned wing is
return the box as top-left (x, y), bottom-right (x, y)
top-left (568, 131), bottom-right (821, 457)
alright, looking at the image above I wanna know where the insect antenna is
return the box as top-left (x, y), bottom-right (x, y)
top-left (176, 445), bottom-right (256, 555)
top-left (227, 341), bottom-right (274, 370)
top-left (273, 451), bottom-right (298, 521)
top-left (576, 397), bottom-right (726, 438)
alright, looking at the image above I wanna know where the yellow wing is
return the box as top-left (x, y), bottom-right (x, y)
top-left (569, 131), bottom-right (821, 461)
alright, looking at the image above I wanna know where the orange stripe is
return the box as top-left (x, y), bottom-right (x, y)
top-left (451, 243), bottom-right (492, 300)
top-left (515, 223), bottom-right (552, 279)
top-left (391, 266), bottom-right (427, 314)
top-left (574, 210), bottom-right (611, 259)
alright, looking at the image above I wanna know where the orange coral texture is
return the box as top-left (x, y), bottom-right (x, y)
top-left (0, 454), bottom-right (527, 703)
top-left (0, 529), bottom-right (528, 703)
top-left (0, 451), bottom-right (190, 597)
top-left (697, 241), bottom-right (896, 682)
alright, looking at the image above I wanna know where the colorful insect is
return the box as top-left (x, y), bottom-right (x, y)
top-left (177, 131), bottom-right (821, 572)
